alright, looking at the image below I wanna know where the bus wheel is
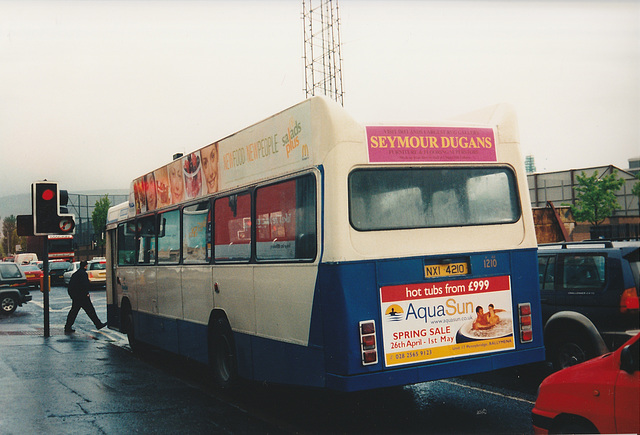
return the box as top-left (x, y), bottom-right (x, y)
top-left (125, 311), bottom-right (140, 353)
top-left (209, 317), bottom-right (237, 389)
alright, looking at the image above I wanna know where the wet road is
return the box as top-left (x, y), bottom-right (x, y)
top-left (1, 285), bottom-right (550, 434)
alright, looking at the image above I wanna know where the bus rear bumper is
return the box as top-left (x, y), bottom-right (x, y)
top-left (326, 346), bottom-right (546, 392)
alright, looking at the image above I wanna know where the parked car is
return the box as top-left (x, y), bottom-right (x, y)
top-left (63, 262), bottom-right (81, 286)
top-left (48, 261), bottom-right (72, 286)
top-left (87, 260), bottom-right (107, 288)
top-left (538, 240), bottom-right (640, 370)
top-left (532, 332), bottom-right (639, 434)
top-left (0, 262), bottom-right (32, 314)
top-left (18, 264), bottom-right (43, 288)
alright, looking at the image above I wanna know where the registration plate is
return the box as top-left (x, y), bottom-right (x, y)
top-left (424, 262), bottom-right (468, 278)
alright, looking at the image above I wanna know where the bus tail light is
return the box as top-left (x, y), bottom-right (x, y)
top-left (620, 287), bottom-right (639, 313)
top-left (359, 320), bottom-right (378, 365)
top-left (518, 303), bottom-right (533, 343)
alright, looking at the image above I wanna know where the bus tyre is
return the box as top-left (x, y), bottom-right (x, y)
top-left (1, 295), bottom-right (18, 314)
top-left (552, 332), bottom-right (594, 371)
top-left (209, 317), bottom-right (237, 389)
top-left (125, 311), bottom-right (140, 353)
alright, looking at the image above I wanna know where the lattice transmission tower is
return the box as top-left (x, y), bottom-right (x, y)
top-left (302, 0), bottom-right (344, 106)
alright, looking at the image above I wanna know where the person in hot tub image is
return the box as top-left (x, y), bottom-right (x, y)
top-left (472, 304), bottom-right (506, 330)
top-left (487, 304), bottom-right (505, 325)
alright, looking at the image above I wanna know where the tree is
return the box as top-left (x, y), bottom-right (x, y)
top-left (632, 173), bottom-right (640, 200)
top-left (0, 215), bottom-right (4, 258)
top-left (571, 170), bottom-right (625, 227)
top-left (2, 215), bottom-right (17, 255)
top-left (92, 195), bottom-right (112, 248)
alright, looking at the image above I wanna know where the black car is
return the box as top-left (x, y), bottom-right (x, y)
top-left (538, 240), bottom-right (640, 370)
top-left (48, 261), bottom-right (72, 285)
top-left (0, 262), bottom-right (32, 314)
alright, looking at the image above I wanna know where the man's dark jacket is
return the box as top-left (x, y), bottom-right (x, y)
top-left (68, 268), bottom-right (90, 299)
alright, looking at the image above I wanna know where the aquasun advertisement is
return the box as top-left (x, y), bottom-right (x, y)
top-left (380, 275), bottom-right (515, 367)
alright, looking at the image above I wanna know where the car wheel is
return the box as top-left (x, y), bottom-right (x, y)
top-left (552, 416), bottom-right (598, 434)
top-left (209, 317), bottom-right (237, 389)
top-left (1, 295), bottom-right (18, 314)
top-left (553, 333), bottom-right (594, 371)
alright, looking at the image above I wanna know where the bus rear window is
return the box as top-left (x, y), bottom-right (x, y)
top-left (349, 167), bottom-right (520, 231)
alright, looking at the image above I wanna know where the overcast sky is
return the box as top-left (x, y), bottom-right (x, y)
top-left (1, 0), bottom-right (638, 197)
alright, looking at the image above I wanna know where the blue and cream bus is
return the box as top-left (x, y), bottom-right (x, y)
top-left (105, 96), bottom-right (544, 391)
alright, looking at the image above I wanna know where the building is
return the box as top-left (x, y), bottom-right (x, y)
top-left (527, 164), bottom-right (639, 242)
top-left (628, 157), bottom-right (639, 176)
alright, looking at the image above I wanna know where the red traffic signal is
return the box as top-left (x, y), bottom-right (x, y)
top-left (32, 182), bottom-right (75, 235)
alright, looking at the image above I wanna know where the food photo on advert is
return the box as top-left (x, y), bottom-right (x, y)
top-left (183, 151), bottom-right (203, 199)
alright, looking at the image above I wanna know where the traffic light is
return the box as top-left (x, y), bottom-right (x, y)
top-left (32, 181), bottom-right (75, 235)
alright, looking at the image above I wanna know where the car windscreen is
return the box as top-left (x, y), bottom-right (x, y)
top-left (89, 262), bottom-right (106, 270)
top-left (349, 167), bottom-right (521, 231)
top-left (50, 262), bottom-right (71, 271)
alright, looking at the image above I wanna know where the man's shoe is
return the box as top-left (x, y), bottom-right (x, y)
top-left (97, 322), bottom-right (107, 330)
top-left (64, 328), bottom-right (75, 334)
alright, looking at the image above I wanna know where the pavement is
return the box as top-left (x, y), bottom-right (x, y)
top-left (0, 322), bottom-right (281, 434)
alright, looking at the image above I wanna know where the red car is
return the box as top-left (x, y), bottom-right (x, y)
top-left (18, 264), bottom-right (44, 288)
top-left (532, 332), bottom-right (639, 434)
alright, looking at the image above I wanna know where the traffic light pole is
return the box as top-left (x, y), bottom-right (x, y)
top-left (23, 181), bottom-right (76, 338)
top-left (42, 238), bottom-right (50, 338)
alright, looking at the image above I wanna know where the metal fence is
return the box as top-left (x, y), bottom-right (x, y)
top-left (528, 165), bottom-right (639, 218)
top-left (67, 193), bottom-right (128, 248)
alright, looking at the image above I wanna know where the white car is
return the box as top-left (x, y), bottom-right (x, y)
top-left (63, 260), bottom-right (107, 288)
top-left (63, 262), bottom-right (81, 286)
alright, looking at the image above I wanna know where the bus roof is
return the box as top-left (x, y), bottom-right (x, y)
top-left (106, 201), bottom-right (131, 228)
top-left (116, 96), bottom-right (519, 220)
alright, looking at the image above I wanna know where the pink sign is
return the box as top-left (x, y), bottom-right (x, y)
top-left (366, 126), bottom-right (496, 163)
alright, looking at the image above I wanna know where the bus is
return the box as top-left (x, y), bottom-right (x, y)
top-left (105, 96), bottom-right (544, 392)
top-left (22, 234), bottom-right (74, 264)
top-left (48, 235), bottom-right (74, 262)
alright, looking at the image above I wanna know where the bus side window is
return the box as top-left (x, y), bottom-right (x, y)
top-left (256, 174), bottom-right (316, 261)
top-left (137, 216), bottom-right (156, 265)
top-left (183, 202), bottom-right (210, 264)
top-left (158, 210), bottom-right (180, 264)
top-left (117, 223), bottom-right (136, 265)
top-left (214, 193), bottom-right (251, 262)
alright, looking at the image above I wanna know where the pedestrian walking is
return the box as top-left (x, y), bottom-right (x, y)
top-left (64, 260), bottom-right (107, 333)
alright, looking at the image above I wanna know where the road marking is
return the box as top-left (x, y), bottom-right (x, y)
top-left (438, 379), bottom-right (536, 405)
top-left (94, 328), bottom-right (127, 342)
top-left (29, 300), bottom-right (71, 312)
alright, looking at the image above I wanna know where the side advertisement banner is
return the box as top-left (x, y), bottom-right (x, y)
top-left (130, 102), bottom-right (312, 216)
top-left (379, 275), bottom-right (515, 367)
